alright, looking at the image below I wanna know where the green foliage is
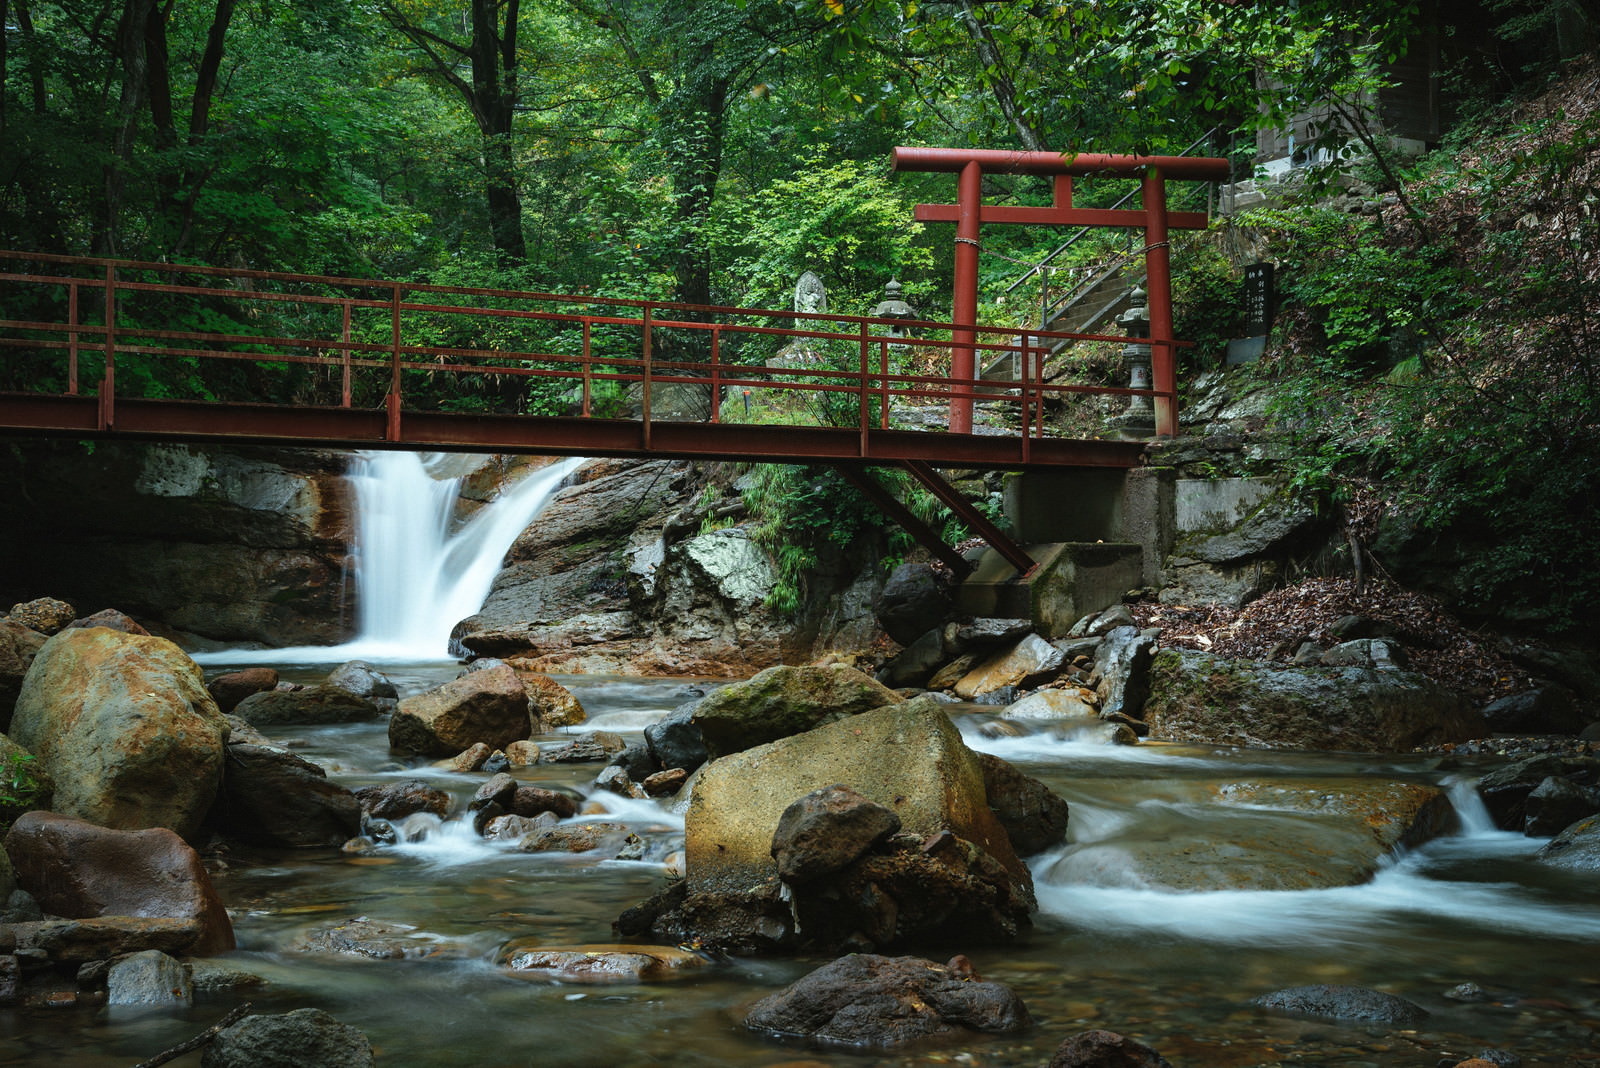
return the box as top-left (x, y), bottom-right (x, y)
top-left (0, 750), bottom-right (47, 831)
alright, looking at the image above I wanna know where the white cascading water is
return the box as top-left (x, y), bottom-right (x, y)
top-left (197, 450), bottom-right (582, 664)
top-left (345, 451), bottom-right (582, 659)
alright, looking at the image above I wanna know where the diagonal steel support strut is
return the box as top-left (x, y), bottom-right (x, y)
top-left (900, 460), bottom-right (1037, 578)
top-left (830, 465), bottom-right (974, 579)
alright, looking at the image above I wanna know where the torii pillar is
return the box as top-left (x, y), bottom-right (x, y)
top-left (891, 148), bottom-right (1231, 437)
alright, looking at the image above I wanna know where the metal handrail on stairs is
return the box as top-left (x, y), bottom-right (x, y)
top-left (1000, 127), bottom-right (1220, 338)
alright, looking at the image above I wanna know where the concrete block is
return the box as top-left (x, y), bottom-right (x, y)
top-left (955, 542), bottom-right (1143, 638)
top-left (1175, 477), bottom-right (1277, 534)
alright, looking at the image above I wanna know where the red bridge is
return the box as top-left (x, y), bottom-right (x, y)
top-left (0, 143), bottom-right (1223, 579)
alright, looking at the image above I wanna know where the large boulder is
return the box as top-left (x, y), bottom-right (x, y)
top-left (1094, 626), bottom-right (1156, 720)
top-left (202, 1008), bottom-right (374, 1068)
top-left (643, 702), bottom-right (708, 774)
top-left (744, 954), bottom-right (1030, 1050)
top-left (1475, 754), bottom-right (1600, 831)
top-left (206, 668), bottom-right (280, 714)
top-left (9, 628), bottom-right (228, 839)
top-left (388, 663), bottom-right (531, 757)
top-left (521, 671), bottom-right (585, 729)
top-left (952, 633), bottom-right (1065, 699)
top-left (1143, 649), bottom-right (1483, 752)
top-left (3, 811), bottom-right (234, 955)
top-left (623, 700), bottom-right (1033, 954)
top-left (875, 563), bottom-right (955, 646)
top-left (1040, 779), bottom-right (1454, 891)
top-left (1537, 814), bottom-right (1600, 870)
top-left (0, 619), bottom-right (48, 730)
top-left (209, 744), bottom-right (361, 848)
top-left (231, 685), bottom-right (381, 727)
top-left (975, 751), bottom-right (1071, 855)
top-left (690, 664), bottom-right (902, 759)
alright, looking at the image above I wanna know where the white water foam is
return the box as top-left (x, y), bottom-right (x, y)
top-left (196, 451), bottom-right (583, 664)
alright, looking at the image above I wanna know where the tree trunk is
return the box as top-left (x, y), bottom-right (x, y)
top-left (98, 0), bottom-right (160, 256)
top-left (957, 0), bottom-right (1048, 152)
top-left (665, 59), bottom-right (727, 309)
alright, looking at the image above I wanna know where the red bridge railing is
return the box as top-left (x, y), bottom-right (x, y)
top-left (0, 250), bottom-right (1167, 469)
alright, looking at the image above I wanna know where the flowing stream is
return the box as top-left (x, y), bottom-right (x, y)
top-left (12, 452), bottom-right (1600, 1064)
top-left (8, 673), bottom-right (1600, 1067)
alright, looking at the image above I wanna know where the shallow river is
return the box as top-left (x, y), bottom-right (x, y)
top-left (7, 666), bottom-right (1599, 1067)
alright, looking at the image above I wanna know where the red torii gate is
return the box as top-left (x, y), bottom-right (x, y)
top-left (891, 147), bottom-right (1232, 438)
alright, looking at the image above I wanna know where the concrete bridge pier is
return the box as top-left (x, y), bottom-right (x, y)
top-left (953, 468), bottom-right (1175, 637)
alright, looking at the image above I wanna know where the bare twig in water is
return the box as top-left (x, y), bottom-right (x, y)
top-left (132, 1002), bottom-right (253, 1068)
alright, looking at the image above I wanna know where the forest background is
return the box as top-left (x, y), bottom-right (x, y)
top-left (1, 0), bottom-right (1596, 638)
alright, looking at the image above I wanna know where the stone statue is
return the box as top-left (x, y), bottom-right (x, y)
top-left (793, 271), bottom-right (828, 316)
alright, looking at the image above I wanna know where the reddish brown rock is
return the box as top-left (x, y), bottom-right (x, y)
top-left (1048, 1029), bottom-right (1174, 1068)
top-left (389, 664), bottom-right (531, 757)
top-left (353, 780), bottom-right (451, 820)
top-left (63, 609), bottom-right (150, 636)
top-left (641, 768), bottom-right (688, 797)
top-left (207, 667), bottom-right (280, 713)
top-left (7, 597), bottom-right (76, 635)
top-left (522, 671), bottom-right (586, 729)
top-left (511, 786), bottom-right (579, 819)
top-left (0, 618), bottom-right (47, 731)
top-left (3, 811), bottom-right (234, 955)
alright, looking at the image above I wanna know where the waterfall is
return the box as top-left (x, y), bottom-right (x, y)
top-left (198, 450), bottom-right (581, 664)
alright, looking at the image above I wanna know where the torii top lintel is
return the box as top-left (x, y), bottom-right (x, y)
top-left (892, 147), bottom-right (1231, 229)
top-left (890, 145), bottom-right (1231, 438)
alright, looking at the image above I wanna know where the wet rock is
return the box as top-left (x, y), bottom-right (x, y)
top-left (633, 699), bottom-right (1033, 954)
top-left (1094, 626), bottom-right (1155, 721)
top-left (517, 822), bottom-right (630, 854)
top-left (744, 953), bottom-right (1029, 1049)
top-left (1048, 1029), bottom-right (1174, 1068)
top-left (324, 660), bottom-right (398, 700)
top-left (692, 664), bottom-right (902, 759)
top-left (1477, 755), bottom-right (1600, 830)
top-left (1523, 776), bottom-right (1600, 836)
top-left (512, 786), bottom-right (579, 820)
top-left (1482, 686), bottom-right (1586, 735)
top-left (450, 742), bottom-right (493, 771)
top-left (540, 730), bottom-right (626, 763)
top-left (292, 917), bottom-right (459, 961)
top-left (10, 628), bottom-right (228, 840)
top-left (63, 608), bottom-right (150, 635)
top-left (207, 668), bottom-right (280, 713)
top-left (878, 627), bottom-right (946, 688)
top-left (610, 740), bottom-right (657, 781)
top-left (1002, 688), bottom-right (1098, 721)
top-left (1253, 983), bottom-right (1428, 1024)
top-left (593, 765), bottom-right (645, 799)
top-left (388, 664), bottom-right (532, 757)
top-left (956, 617), bottom-right (1036, 649)
top-left (954, 634), bottom-right (1064, 699)
top-left (505, 740), bottom-right (541, 767)
top-left (926, 653), bottom-right (976, 692)
top-left (644, 703), bottom-right (708, 775)
top-left (483, 812), bottom-right (557, 842)
top-left (1537, 814), bottom-right (1600, 870)
top-left (7, 917), bottom-right (208, 962)
top-left (201, 1007), bottom-right (374, 1068)
top-left (771, 784), bottom-right (902, 884)
top-left (520, 671), bottom-right (585, 729)
top-left (642, 768), bottom-right (688, 797)
top-left (1145, 648), bottom-right (1483, 752)
top-left (354, 781), bottom-right (451, 824)
top-left (975, 752), bottom-right (1070, 855)
top-left (3, 812), bottom-right (234, 955)
top-left (187, 960), bottom-right (266, 994)
top-left (467, 773), bottom-right (517, 814)
top-left (211, 744), bottom-right (361, 848)
top-left (498, 941), bottom-right (709, 983)
top-left (1042, 780), bottom-right (1454, 891)
top-left (106, 949), bottom-right (192, 1007)
top-left (232, 685), bottom-right (382, 727)
top-left (0, 618), bottom-right (47, 731)
top-left (7, 597), bottom-right (75, 635)
top-left (875, 563), bottom-right (955, 645)
top-left (1444, 981), bottom-right (1492, 1003)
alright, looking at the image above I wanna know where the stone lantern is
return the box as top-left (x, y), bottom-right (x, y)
top-left (1109, 287), bottom-right (1155, 438)
top-left (869, 280), bottom-right (918, 341)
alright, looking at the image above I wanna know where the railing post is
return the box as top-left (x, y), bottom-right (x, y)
top-left (880, 339), bottom-right (890, 430)
top-left (387, 282), bottom-right (403, 442)
top-left (67, 282), bottom-right (79, 395)
top-left (99, 264), bottom-right (116, 430)
top-left (341, 300), bottom-right (352, 408)
top-left (709, 326), bottom-right (721, 425)
top-left (858, 320), bottom-right (870, 454)
top-left (581, 319), bottom-right (593, 417)
top-left (641, 306), bottom-right (652, 450)
top-left (1019, 330), bottom-right (1032, 465)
